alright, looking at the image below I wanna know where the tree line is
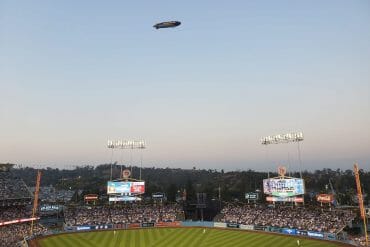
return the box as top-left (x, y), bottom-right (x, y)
top-left (11, 164), bottom-right (369, 205)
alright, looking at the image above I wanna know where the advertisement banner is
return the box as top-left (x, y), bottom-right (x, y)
top-left (84, 194), bottom-right (98, 201)
top-left (269, 227), bottom-right (280, 233)
top-left (325, 233), bottom-right (337, 240)
top-left (155, 221), bottom-right (181, 227)
top-left (240, 224), bottom-right (254, 230)
top-left (245, 193), bottom-right (258, 200)
top-left (152, 193), bottom-right (165, 199)
top-left (107, 181), bottom-right (145, 195)
top-left (109, 196), bottom-right (142, 202)
top-left (76, 226), bottom-right (92, 231)
top-left (40, 205), bottom-right (60, 212)
top-left (266, 196), bottom-right (303, 202)
top-left (128, 223), bottom-right (141, 229)
top-left (141, 222), bottom-right (155, 228)
top-left (281, 228), bottom-right (297, 235)
top-left (307, 231), bottom-right (324, 238)
top-left (263, 178), bottom-right (304, 197)
top-left (64, 226), bottom-right (76, 231)
top-left (214, 222), bottom-right (227, 228)
top-left (131, 182), bottom-right (145, 194)
top-left (316, 194), bottom-right (334, 203)
top-left (227, 223), bottom-right (239, 228)
top-left (296, 230), bottom-right (308, 236)
top-left (254, 225), bottom-right (267, 231)
top-left (114, 224), bottom-right (125, 229)
top-left (181, 221), bottom-right (213, 227)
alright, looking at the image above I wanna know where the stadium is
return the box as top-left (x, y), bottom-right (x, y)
top-left (1, 2), bottom-right (369, 247)
top-left (1, 162), bottom-right (368, 247)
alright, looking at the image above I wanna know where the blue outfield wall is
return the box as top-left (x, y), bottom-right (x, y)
top-left (181, 221), bottom-right (214, 227)
top-left (63, 221), bottom-right (340, 243)
top-left (181, 221), bottom-right (337, 241)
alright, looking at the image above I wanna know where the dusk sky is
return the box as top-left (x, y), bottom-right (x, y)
top-left (1, 1), bottom-right (369, 171)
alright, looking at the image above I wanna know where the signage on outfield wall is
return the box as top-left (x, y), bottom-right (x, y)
top-left (307, 231), bottom-right (324, 238)
top-left (325, 233), bottom-right (337, 240)
top-left (114, 223), bottom-right (125, 229)
top-left (128, 223), bottom-right (141, 228)
top-left (226, 223), bottom-right (239, 228)
top-left (94, 225), bottom-right (111, 230)
top-left (64, 226), bottom-right (75, 231)
top-left (254, 225), bottom-right (268, 231)
top-left (269, 227), bottom-right (280, 233)
top-left (281, 228), bottom-right (297, 235)
top-left (141, 222), bottom-right (155, 228)
top-left (240, 224), bottom-right (254, 230)
top-left (76, 226), bottom-right (91, 231)
top-left (214, 222), bottom-right (227, 228)
top-left (296, 230), bottom-right (308, 236)
top-left (75, 225), bottom-right (112, 231)
top-left (155, 221), bottom-right (181, 227)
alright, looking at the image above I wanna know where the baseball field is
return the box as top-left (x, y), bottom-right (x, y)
top-left (35, 227), bottom-right (348, 247)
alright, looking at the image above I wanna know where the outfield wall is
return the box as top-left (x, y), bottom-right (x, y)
top-left (62, 221), bottom-right (338, 242)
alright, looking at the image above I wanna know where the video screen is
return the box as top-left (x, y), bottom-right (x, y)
top-left (107, 181), bottom-right (145, 195)
top-left (263, 178), bottom-right (304, 197)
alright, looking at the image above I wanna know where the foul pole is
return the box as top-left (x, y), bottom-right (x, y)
top-left (354, 163), bottom-right (368, 247)
top-left (30, 170), bottom-right (41, 235)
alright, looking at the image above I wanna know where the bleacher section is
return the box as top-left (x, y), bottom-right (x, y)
top-left (0, 164), bottom-right (32, 206)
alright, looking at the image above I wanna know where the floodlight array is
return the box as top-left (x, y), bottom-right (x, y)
top-left (107, 140), bottom-right (146, 149)
top-left (261, 132), bottom-right (303, 145)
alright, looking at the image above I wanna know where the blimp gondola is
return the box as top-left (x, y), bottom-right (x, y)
top-left (153, 21), bottom-right (181, 29)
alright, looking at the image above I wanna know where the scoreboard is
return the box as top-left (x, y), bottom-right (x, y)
top-left (263, 178), bottom-right (304, 197)
top-left (107, 181), bottom-right (145, 195)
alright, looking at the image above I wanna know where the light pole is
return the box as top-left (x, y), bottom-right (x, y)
top-left (261, 131), bottom-right (304, 178)
top-left (107, 140), bottom-right (146, 180)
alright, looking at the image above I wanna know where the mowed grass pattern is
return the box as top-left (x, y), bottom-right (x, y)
top-left (38, 228), bottom-right (343, 247)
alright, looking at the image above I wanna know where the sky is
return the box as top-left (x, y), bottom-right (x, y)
top-left (0, 1), bottom-right (369, 171)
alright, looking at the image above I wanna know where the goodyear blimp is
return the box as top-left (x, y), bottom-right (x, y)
top-left (153, 21), bottom-right (181, 29)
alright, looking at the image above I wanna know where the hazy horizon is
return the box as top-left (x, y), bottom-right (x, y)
top-left (1, 1), bottom-right (369, 172)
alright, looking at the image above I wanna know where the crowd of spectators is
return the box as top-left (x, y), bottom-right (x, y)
top-left (0, 172), bottom-right (32, 203)
top-left (65, 204), bottom-right (184, 226)
top-left (29, 186), bottom-right (75, 203)
top-left (220, 203), bottom-right (355, 233)
top-left (0, 222), bottom-right (47, 247)
top-left (0, 206), bottom-right (32, 222)
top-left (349, 235), bottom-right (368, 247)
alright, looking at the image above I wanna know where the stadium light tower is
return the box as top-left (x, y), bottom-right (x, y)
top-left (107, 140), bottom-right (146, 180)
top-left (261, 131), bottom-right (304, 178)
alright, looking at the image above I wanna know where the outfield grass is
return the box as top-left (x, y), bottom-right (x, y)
top-left (38, 228), bottom-right (345, 247)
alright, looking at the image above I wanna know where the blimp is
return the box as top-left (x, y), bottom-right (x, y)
top-left (153, 21), bottom-right (181, 29)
